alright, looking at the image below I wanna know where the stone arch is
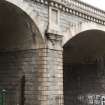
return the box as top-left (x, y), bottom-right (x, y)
top-left (63, 29), bottom-right (105, 105)
top-left (5, 0), bottom-right (45, 49)
top-left (63, 22), bottom-right (105, 45)
top-left (0, 1), bottom-right (45, 105)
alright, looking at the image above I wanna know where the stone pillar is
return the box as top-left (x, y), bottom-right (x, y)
top-left (44, 32), bottom-right (64, 105)
top-left (23, 49), bottom-right (48, 105)
top-left (18, 47), bottom-right (63, 105)
top-left (17, 43), bottom-right (63, 105)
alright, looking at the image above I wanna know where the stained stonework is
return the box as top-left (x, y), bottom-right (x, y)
top-left (1, 0), bottom-right (105, 105)
top-left (0, 49), bottom-right (45, 105)
top-left (45, 49), bottom-right (63, 105)
top-left (45, 30), bottom-right (63, 105)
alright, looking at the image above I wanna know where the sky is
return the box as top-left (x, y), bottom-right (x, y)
top-left (81, 0), bottom-right (105, 11)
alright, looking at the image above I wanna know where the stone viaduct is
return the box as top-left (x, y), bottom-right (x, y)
top-left (1, 0), bottom-right (105, 105)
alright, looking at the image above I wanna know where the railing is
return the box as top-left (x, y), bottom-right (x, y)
top-left (30, 0), bottom-right (105, 19)
top-left (55, 0), bottom-right (105, 20)
top-left (30, 0), bottom-right (105, 24)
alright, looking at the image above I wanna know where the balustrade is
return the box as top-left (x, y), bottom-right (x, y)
top-left (56, 0), bottom-right (105, 19)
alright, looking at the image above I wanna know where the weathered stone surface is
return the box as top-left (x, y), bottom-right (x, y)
top-left (0, 0), bottom-right (105, 105)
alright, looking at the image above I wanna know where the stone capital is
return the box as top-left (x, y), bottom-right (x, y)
top-left (46, 30), bottom-right (63, 50)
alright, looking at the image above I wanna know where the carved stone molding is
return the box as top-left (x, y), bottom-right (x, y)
top-left (46, 30), bottom-right (63, 50)
top-left (47, 32), bottom-right (62, 41)
top-left (29, 0), bottom-right (105, 26)
top-left (28, 0), bottom-right (48, 5)
top-left (49, 0), bottom-right (105, 25)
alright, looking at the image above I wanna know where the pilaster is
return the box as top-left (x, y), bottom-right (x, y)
top-left (44, 25), bottom-right (64, 105)
top-left (46, 2), bottom-right (63, 104)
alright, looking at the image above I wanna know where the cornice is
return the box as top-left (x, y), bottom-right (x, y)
top-left (29, 0), bottom-right (105, 25)
top-left (29, 0), bottom-right (48, 5)
top-left (49, 0), bottom-right (105, 25)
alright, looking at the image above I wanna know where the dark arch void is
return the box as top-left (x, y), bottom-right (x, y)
top-left (63, 30), bottom-right (105, 105)
top-left (0, 1), bottom-right (44, 105)
top-left (0, 0), bottom-right (44, 49)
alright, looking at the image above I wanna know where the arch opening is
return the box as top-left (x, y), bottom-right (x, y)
top-left (0, 1), bottom-right (44, 105)
top-left (63, 30), bottom-right (105, 105)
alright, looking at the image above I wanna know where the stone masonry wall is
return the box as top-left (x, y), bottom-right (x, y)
top-left (60, 10), bottom-right (87, 44)
top-left (24, 48), bottom-right (47, 105)
top-left (25, 48), bottom-right (63, 105)
top-left (25, 0), bottom-right (49, 37)
top-left (45, 49), bottom-right (63, 105)
top-left (0, 49), bottom-right (47, 105)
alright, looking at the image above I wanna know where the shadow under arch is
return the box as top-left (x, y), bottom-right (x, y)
top-left (63, 29), bottom-right (105, 105)
top-left (0, 0), bottom-right (45, 50)
top-left (0, 1), bottom-right (45, 105)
